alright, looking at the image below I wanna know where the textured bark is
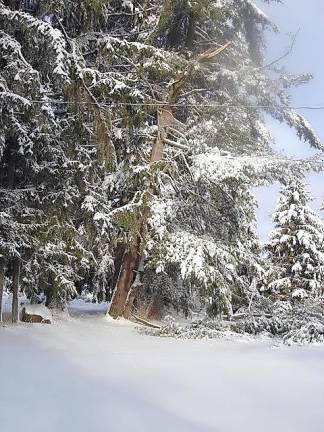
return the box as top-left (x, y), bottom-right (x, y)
top-left (150, 109), bottom-right (171, 163)
top-left (145, 293), bottom-right (164, 321)
top-left (109, 251), bottom-right (139, 319)
top-left (111, 241), bottom-right (126, 291)
top-left (123, 283), bottom-right (140, 319)
top-left (0, 258), bottom-right (5, 322)
top-left (107, 111), bottom-right (180, 319)
top-left (12, 258), bottom-right (20, 323)
top-left (123, 257), bottom-right (144, 318)
top-left (45, 273), bottom-right (62, 309)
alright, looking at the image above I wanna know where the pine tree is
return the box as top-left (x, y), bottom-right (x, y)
top-left (266, 180), bottom-right (324, 300)
top-left (0, 1), bottom-right (94, 310)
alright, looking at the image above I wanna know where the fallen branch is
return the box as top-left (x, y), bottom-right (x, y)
top-left (131, 313), bottom-right (161, 329)
top-left (163, 137), bottom-right (190, 150)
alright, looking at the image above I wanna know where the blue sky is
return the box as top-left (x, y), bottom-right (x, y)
top-left (254, 0), bottom-right (324, 240)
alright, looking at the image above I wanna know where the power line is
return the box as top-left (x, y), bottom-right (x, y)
top-left (11, 98), bottom-right (324, 111)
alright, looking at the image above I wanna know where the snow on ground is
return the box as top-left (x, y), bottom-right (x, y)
top-left (1, 295), bottom-right (108, 321)
top-left (1, 314), bottom-right (324, 432)
top-left (68, 298), bottom-right (108, 316)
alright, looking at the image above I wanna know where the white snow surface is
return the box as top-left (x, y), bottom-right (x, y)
top-left (1, 315), bottom-right (324, 432)
top-left (68, 298), bottom-right (109, 316)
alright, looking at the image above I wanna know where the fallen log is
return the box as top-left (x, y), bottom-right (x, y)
top-left (131, 313), bottom-right (161, 329)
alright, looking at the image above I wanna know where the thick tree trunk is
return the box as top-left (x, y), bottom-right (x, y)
top-left (123, 285), bottom-right (138, 319)
top-left (12, 258), bottom-right (20, 323)
top-left (45, 274), bottom-right (61, 309)
top-left (0, 258), bottom-right (5, 322)
top-left (108, 250), bottom-right (139, 319)
top-left (123, 257), bottom-right (144, 318)
top-left (111, 241), bottom-right (126, 291)
top-left (145, 293), bottom-right (163, 321)
top-left (108, 111), bottom-right (170, 319)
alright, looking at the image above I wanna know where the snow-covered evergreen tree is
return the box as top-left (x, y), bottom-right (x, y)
top-left (266, 180), bottom-right (324, 300)
top-left (0, 0), bottom-right (95, 308)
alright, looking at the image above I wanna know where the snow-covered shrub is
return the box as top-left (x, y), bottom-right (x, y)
top-left (283, 320), bottom-right (324, 346)
top-left (144, 316), bottom-right (228, 340)
top-left (145, 298), bottom-right (324, 346)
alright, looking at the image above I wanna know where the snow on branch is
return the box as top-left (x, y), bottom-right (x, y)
top-left (191, 150), bottom-right (324, 185)
top-left (0, 3), bottom-right (70, 82)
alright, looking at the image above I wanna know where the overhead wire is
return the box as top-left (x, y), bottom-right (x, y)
top-left (7, 98), bottom-right (324, 111)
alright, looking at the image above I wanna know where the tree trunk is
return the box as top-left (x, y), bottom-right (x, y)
top-left (108, 250), bottom-right (139, 319)
top-left (123, 256), bottom-right (144, 318)
top-left (123, 284), bottom-right (139, 319)
top-left (145, 293), bottom-right (163, 321)
top-left (108, 111), bottom-right (170, 319)
top-left (0, 258), bottom-right (5, 322)
top-left (45, 273), bottom-right (61, 309)
top-left (111, 241), bottom-right (126, 292)
top-left (12, 258), bottom-right (20, 323)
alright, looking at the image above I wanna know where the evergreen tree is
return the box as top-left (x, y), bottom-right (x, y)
top-left (266, 180), bottom-right (324, 300)
top-left (0, 1), bottom-right (94, 311)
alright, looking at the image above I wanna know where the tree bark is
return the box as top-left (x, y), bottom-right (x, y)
top-left (109, 250), bottom-right (139, 318)
top-left (145, 292), bottom-right (163, 321)
top-left (123, 284), bottom-right (139, 319)
top-left (123, 256), bottom-right (144, 318)
top-left (0, 258), bottom-right (5, 323)
top-left (12, 258), bottom-right (20, 323)
top-left (45, 273), bottom-right (61, 309)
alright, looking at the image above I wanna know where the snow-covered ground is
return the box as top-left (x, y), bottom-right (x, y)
top-left (1, 314), bottom-right (324, 432)
top-left (1, 294), bottom-right (108, 321)
top-left (68, 298), bottom-right (108, 316)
